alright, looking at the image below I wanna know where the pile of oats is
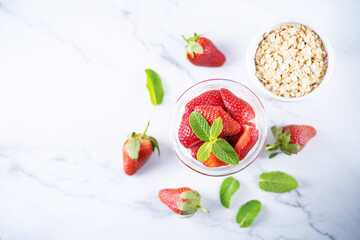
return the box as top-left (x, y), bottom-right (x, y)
top-left (255, 24), bottom-right (328, 98)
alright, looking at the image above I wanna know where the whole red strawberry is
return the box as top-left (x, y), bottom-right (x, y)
top-left (194, 105), bottom-right (241, 136)
top-left (234, 124), bottom-right (259, 160)
top-left (159, 187), bottom-right (209, 216)
top-left (265, 125), bottom-right (317, 158)
top-left (123, 122), bottom-right (159, 175)
top-left (185, 90), bottom-right (225, 113)
top-left (220, 88), bottom-right (255, 124)
top-left (183, 33), bottom-right (226, 67)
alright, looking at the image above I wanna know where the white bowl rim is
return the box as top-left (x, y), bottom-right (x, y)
top-left (246, 17), bottom-right (334, 102)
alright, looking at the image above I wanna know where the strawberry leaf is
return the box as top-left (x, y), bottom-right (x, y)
top-left (197, 142), bottom-right (212, 162)
top-left (177, 202), bottom-right (196, 215)
top-left (145, 69), bottom-right (164, 106)
top-left (189, 111), bottom-right (211, 141)
top-left (269, 152), bottom-right (280, 158)
top-left (259, 171), bottom-right (298, 193)
top-left (236, 200), bottom-right (261, 228)
top-left (149, 136), bottom-right (160, 156)
top-left (210, 118), bottom-right (223, 139)
top-left (126, 138), bottom-right (140, 159)
top-left (285, 143), bottom-right (302, 153)
top-left (220, 177), bottom-right (240, 208)
top-left (212, 138), bottom-right (239, 165)
top-left (186, 42), bottom-right (203, 58)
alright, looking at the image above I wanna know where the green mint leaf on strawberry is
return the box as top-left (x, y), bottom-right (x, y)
top-left (145, 69), bottom-right (164, 106)
top-left (259, 171), bottom-right (298, 193)
top-left (210, 118), bottom-right (223, 139)
top-left (212, 138), bottom-right (239, 165)
top-left (197, 142), bottom-right (212, 162)
top-left (220, 177), bottom-right (240, 208)
top-left (189, 111), bottom-right (211, 141)
top-left (126, 138), bottom-right (140, 159)
top-left (236, 200), bottom-right (261, 228)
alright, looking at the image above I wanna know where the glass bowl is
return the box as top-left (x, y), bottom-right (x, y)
top-left (169, 79), bottom-right (268, 177)
top-left (246, 17), bottom-right (334, 102)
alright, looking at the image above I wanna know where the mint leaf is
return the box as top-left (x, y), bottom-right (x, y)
top-left (189, 111), bottom-right (211, 141)
top-left (126, 138), bottom-right (140, 159)
top-left (220, 177), bottom-right (240, 208)
top-left (212, 138), bottom-right (239, 165)
top-left (197, 142), bottom-right (212, 162)
top-left (210, 118), bottom-right (223, 139)
top-left (145, 69), bottom-right (164, 106)
top-left (236, 200), bottom-right (261, 228)
top-left (259, 171), bottom-right (298, 193)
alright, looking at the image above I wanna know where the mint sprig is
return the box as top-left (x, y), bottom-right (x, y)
top-left (189, 111), bottom-right (239, 165)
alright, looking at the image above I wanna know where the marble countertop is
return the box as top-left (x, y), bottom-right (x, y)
top-left (1, 0), bottom-right (359, 239)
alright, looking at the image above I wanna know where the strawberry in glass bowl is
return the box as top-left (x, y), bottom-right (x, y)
top-left (169, 79), bottom-right (267, 177)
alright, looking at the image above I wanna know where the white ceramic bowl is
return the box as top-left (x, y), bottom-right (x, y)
top-left (246, 18), bottom-right (334, 102)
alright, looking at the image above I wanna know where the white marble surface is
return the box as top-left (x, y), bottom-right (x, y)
top-left (0, 0), bottom-right (359, 239)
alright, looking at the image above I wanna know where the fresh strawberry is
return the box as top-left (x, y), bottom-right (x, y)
top-left (234, 125), bottom-right (259, 160)
top-left (159, 187), bottom-right (209, 216)
top-left (123, 123), bottom-right (159, 175)
top-left (220, 88), bottom-right (255, 124)
top-left (185, 90), bottom-right (225, 113)
top-left (182, 33), bottom-right (226, 67)
top-left (265, 125), bottom-right (316, 158)
top-left (178, 112), bottom-right (202, 148)
top-left (194, 105), bottom-right (241, 136)
top-left (190, 141), bottom-right (228, 168)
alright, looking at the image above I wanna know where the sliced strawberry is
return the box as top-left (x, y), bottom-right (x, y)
top-left (178, 111), bottom-right (202, 148)
top-left (194, 105), bottom-right (241, 136)
top-left (244, 122), bottom-right (256, 128)
top-left (185, 90), bottom-right (225, 113)
top-left (220, 88), bottom-right (255, 124)
top-left (203, 153), bottom-right (228, 168)
top-left (234, 125), bottom-right (259, 160)
top-left (227, 133), bottom-right (241, 148)
top-left (190, 142), bottom-right (228, 168)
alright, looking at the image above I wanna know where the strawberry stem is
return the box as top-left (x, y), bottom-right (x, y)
top-left (142, 122), bottom-right (150, 136)
top-left (265, 142), bottom-right (281, 151)
top-left (199, 205), bottom-right (210, 214)
top-left (182, 35), bottom-right (190, 44)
